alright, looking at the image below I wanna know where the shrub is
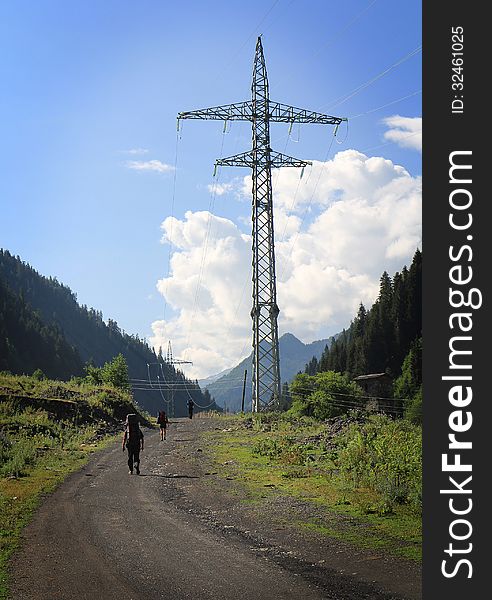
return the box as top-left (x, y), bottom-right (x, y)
top-left (289, 371), bottom-right (364, 420)
top-left (336, 415), bottom-right (422, 511)
top-left (0, 435), bottom-right (37, 478)
top-left (405, 386), bottom-right (422, 424)
top-left (32, 369), bottom-right (46, 381)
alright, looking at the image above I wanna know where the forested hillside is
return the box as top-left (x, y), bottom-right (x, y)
top-left (308, 249), bottom-right (422, 379)
top-left (296, 250), bottom-right (422, 422)
top-left (0, 250), bottom-right (218, 416)
top-left (0, 278), bottom-right (84, 379)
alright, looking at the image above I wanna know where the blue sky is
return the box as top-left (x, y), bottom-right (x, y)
top-left (0, 0), bottom-right (421, 378)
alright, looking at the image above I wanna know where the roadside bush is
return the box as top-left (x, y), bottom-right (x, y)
top-left (335, 415), bottom-right (422, 511)
top-left (32, 369), bottom-right (47, 381)
top-left (0, 435), bottom-right (37, 478)
top-left (289, 371), bottom-right (364, 420)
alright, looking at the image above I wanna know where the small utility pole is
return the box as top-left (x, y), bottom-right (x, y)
top-left (178, 37), bottom-right (346, 412)
top-left (241, 369), bottom-right (248, 414)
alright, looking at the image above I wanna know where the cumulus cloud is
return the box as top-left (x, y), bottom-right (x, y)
top-left (207, 182), bottom-right (233, 196)
top-left (382, 115), bottom-right (422, 152)
top-left (126, 159), bottom-right (175, 173)
top-left (152, 211), bottom-right (251, 377)
top-left (150, 149), bottom-right (421, 379)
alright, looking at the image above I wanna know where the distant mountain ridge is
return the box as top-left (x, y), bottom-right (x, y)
top-left (197, 367), bottom-right (233, 389)
top-left (0, 249), bottom-right (217, 417)
top-left (205, 332), bottom-right (336, 412)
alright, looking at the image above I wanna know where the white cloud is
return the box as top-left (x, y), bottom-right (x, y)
top-left (207, 182), bottom-right (233, 196)
top-left (152, 211), bottom-right (251, 378)
top-left (126, 159), bottom-right (175, 173)
top-left (121, 148), bottom-right (149, 155)
top-left (382, 115), bottom-right (422, 152)
top-left (150, 149), bottom-right (421, 379)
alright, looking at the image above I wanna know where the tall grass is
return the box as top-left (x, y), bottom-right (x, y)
top-left (0, 372), bottom-right (148, 599)
top-left (0, 373), bottom-right (146, 479)
top-left (250, 412), bottom-right (422, 513)
top-left (335, 415), bottom-right (422, 511)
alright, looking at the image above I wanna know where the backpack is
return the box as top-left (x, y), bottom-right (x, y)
top-left (126, 413), bottom-right (138, 425)
top-left (126, 414), bottom-right (141, 445)
top-left (157, 411), bottom-right (167, 424)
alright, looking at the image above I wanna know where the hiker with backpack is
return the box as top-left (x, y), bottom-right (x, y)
top-left (187, 397), bottom-right (194, 419)
top-left (156, 409), bottom-right (169, 441)
top-left (122, 414), bottom-right (144, 475)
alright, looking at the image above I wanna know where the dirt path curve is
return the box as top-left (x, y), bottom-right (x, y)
top-left (10, 417), bottom-right (420, 600)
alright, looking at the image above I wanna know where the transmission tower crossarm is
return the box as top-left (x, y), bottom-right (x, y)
top-left (215, 150), bottom-right (310, 169)
top-left (178, 101), bottom-right (253, 122)
top-left (215, 150), bottom-right (255, 168)
top-left (268, 101), bottom-right (347, 125)
top-left (269, 151), bottom-right (311, 168)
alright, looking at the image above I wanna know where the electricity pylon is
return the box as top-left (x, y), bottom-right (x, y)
top-left (164, 341), bottom-right (192, 417)
top-left (178, 37), bottom-right (346, 412)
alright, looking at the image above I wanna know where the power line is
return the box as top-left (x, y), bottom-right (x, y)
top-left (131, 386), bottom-right (405, 415)
top-left (182, 129), bottom-right (228, 355)
top-left (312, 0), bottom-right (379, 56)
top-left (361, 129), bottom-right (422, 154)
top-left (319, 44), bottom-right (422, 112)
top-left (348, 89), bottom-right (422, 120)
top-left (131, 379), bottom-right (409, 404)
top-left (161, 129), bottom-right (181, 325)
top-left (277, 131), bottom-right (337, 281)
top-left (271, 0), bottom-right (379, 93)
top-left (208, 0), bottom-right (282, 89)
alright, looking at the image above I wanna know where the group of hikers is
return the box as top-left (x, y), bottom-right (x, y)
top-left (122, 398), bottom-right (195, 475)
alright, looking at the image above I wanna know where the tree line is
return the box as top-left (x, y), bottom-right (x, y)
top-left (282, 250), bottom-right (422, 422)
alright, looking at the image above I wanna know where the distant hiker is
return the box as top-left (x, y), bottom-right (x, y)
top-left (157, 409), bottom-right (169, 441)
top-left (187, 398), bottom-right (194, 419)
top-left (122, 414), bottom-right (144, 475)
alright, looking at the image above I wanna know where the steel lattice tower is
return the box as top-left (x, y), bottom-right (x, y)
top-left (164, 341), bottom-right (192, 417)
top-left (178, 37), bottom-right (346, 411)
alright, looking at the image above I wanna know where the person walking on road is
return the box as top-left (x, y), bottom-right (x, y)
top-left (122, 414), bottom-right (144, 475)
top-left (157, 409), bottom-right (169, 441)
top-left (187, 398), bottom-right (194, 419)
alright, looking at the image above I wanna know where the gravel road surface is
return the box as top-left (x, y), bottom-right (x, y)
top-left (10, 418), bottom-right (420, 600)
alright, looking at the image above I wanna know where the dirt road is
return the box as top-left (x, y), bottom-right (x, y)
top-left (10, 417), bottom-right (420, 599)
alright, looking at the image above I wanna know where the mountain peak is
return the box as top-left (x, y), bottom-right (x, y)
top-left (279, 332), bottom-right (300, 341)
top-left (205, 331), bottom-right (336, 412)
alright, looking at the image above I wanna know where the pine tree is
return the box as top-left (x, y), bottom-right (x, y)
top-left (391, 271), bottom-right (407, 370)
top-left (406, 249), bottom-right (422, 342)
top-left (305, 356), bottom-right (318, 375)
top-left (378, 271), bottom-right (394, 371)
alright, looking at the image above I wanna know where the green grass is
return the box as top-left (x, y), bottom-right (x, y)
top-left (0, 372), bottom-right (147, 600)
top-left (202, 412), bottom-right (422, 561)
